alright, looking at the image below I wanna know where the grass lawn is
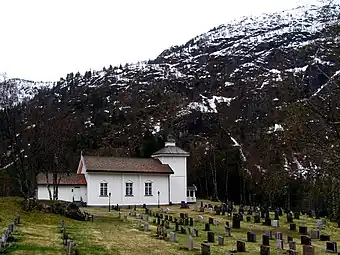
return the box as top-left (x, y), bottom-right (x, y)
top-left (0, 197), bottom-right (339, 254)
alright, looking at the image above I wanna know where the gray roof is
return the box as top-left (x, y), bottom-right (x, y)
top-left (151, 146), bottom-right (190, 157)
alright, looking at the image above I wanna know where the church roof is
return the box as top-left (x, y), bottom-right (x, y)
top-left (37, 173), bottom-right (87, 185)
top-left (151, 146), bottom-right (190, 157)
top-left (83, 156), bottom-right (174, 174)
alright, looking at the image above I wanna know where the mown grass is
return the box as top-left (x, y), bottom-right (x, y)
top-left (0, 197), bottom-right (339, 254)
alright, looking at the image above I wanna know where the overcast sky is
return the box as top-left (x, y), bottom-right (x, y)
top-left (0, 0), bottom-right (321, 81)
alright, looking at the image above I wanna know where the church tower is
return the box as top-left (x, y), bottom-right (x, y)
top-left (151, 135), bottom-right (190, 204)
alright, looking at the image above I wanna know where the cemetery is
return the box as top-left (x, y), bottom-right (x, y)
top-left (1, 197), bottom-right (340, 254)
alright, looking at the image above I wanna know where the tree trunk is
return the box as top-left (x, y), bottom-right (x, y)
top-left (225, 168), bottom-right (229, 202)
top-left (210, 151), bottom-right (219, 201)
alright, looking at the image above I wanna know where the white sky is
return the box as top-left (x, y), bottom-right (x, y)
top-left (0, 0), bottom-right (321, 81)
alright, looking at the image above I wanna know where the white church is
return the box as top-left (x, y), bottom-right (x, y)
top-left (36, 137), bottom-right (197, 206)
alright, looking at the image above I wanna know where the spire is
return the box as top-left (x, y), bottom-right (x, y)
top-left (165, 134), bottom-right (176, 147)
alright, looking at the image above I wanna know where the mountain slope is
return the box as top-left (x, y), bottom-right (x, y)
top-left (1, 1), bottom-right (340, 201)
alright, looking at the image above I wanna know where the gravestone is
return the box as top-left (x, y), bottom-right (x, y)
top-left (301, 235), bottom-right (311, 245)
top-left (193, 228), bottom-right (198, 237)
top-left (260, 245), bottom-right (270, 255)
top-left (287, 213), bottom-right (294, 223)
top-left (225, 226), bottom-right (231, 237)
top-left (276, 239), bottom-right (283, 250)
top-left (170, 232), bottom-right (176, 242)
top-left (272, 220), bottom-right (279, 227)
top-left (287, 236), bottom-right (293, 243)
top-left (207, 232), bottom-right (214, 243)
top-left (247, 232), bottom-right (256, 242)
top-left (189, 217), bottom-right (193, 226)
top-left (289, 241), bottom-right (297, 250)
top-left (320, 234), bottom-right (330, 241)
top-left (275, 232), bottom-right (283, 240)
top-left (288, 250), bottom-right (298, 255)
top-left (263, 218), bottom-right (271, 226)
top-left (204, 223), bottom-right (210, 231)
top-left (175, 222), bottom-right (179, 232)
top-left (316, 219), bottom-right (324, 229)
top-left (184, 218), bottom-right (188, 226)
top-left (237, 240), bottom-right (246, 252)
top-left (218, 235), bottom-right (224, 246)
top-left (254, 214), bottom-right (261, 223)
top-left (208, 217), bottom-right (214, 224)
top-left (188, 236), bottom-right (194, 251)
top-left (262, 235), bottom-right (270, 246)
top-left (310, 229), bottom-right (320, 239)
top-left (326, 241), bottom-right (337, 253)
top-left (181, 226), bottom-right (186, 234)
top-left (289, 223), bottom-right (296, 231)
top-left (274, 211), bottom-right (279, 220)
top-left (225, 221), bottom-right (230, 227)
top-left (169, 215), bottom-right (173, 222)
top-left (294, 212), bottom-right (300, 219)
top-left (302, 245), bottom-right (315, 255)
top-left (264, 230), bottom-right (273, 240)
top-left (144, 222), bottom-right (149, 232)
top-left (164, 220), bottom-right (170, 229)
top-left (246, 216), bottom-right (251, 222)
top-left (232, 214), bottom-right (241, 229)
top-left (201, 242), bottom-right (211, 255)
top-left (299, 226), bottom-right (308, 235)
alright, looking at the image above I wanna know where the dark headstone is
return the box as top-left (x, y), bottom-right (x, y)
top-left (247, 232), bottom-right (256, 242)
top-left (180, 226), bottom-right (186, 234)
top-left (204, 223), bottom-right (210, 231)
top-left (184, 218), bottom-right (188, 226)
top-left (254, 215), bottom-right (261, 223)
top-left (287, 236), bottom-right (293, 243)
top-left (208, 217), bottom-right (214, 224)
top-left (189, 217), bottom-right (193, 226)
top-left (237, 241), bottom-right (246, 252)
top-left (287, 213), bottom-right (294, 223)
top-left (175, 222), bottom-right (179, 231)
top-left (262, 235), bottom-right (270, 246)
top-left (260, 245), bottom-right (270, 255)
top-left (263, 218), bottom-right (271, 226)
top-left (294, 212), bottom-right (300, 219)
top-left (246, 216), bottom-right (251, 222)
top-left (302, 245), bottom-right (315, 255)
top-left (201, 242), bottom-right (211, 255)
top-left (326, 241), bottom-right (337, 253)
top-left (289, 223), bottom-right (296, 231)
top-left (232, 214), bottom-right (241, 229)
top-left (207, 231), bottom-right (215, 243)
top-left (299, 226), bottom-right (308, 235)
top-left (320, 234), bottom-right (330, 241)
top-left (301, 235), bottom-right (311, 245)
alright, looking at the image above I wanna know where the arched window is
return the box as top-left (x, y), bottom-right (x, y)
top-left (144, 180), bottom-right (153, 196)
top-left (125, 181), bottom-right (133, 196)
top-left (100, 181), bottom-right (108, 197)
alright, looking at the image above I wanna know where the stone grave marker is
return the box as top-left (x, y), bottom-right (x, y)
top-left (189, 217), bottom-right (193, 226)
top-left (264, 230), bottom-right (273, 240)
top-left (201, 242), bottom-right (211, 255)
top-left (275, 232), bottom-right (283, 240)
top-left (232, 214), bottom-right (241, 229)
top-left (208, 217), bottom-right (214, 224)
top-left (302, 244), bottom-right (315, 255)
top-left (260, 245), bottom-right (270, 255)
top-left (301, 235), bottom-right (311, 245)
top-left (320, 234), bottom-right (330, 241)
top-left (170, 232), bottom-right (176, 242)
top-left (207, 231), bottom-right (214, 243)
top-left (262, 234), bottom-right (270, 246)
top-left (287, 236), bottom-right (293, 243)
top-left (310, 229), bottom-right (319, 239)
top-left (274, 211), bottom-right (279, 220)
top-left (272, 220), bottom-right (279, 227)
top-left (237, 240), bottom-right (246, 252)
top-left (188, 236), bottom-right (194, 251)
top-left (299, 226), bottom-right (308, 235)
top-left (326, 241), bottom-right (337, 253)
top-left (254, 214), bottom-right (261, 223)
top-left (225, 221), bottom-right (230, 227)
top-left (225, 226), bottom-right (231, 237)
top-left (276, 239), bottom-right (283, 250)
top-left (287, 213), bottom-right (294, 223)
top-left (180, 226), bottom-right (186, 234)
top-left (144, 222), bottom-right (149, 232)
top-left (165, 220), bottom-right (170, 229)
top-left (294, 212), bottom-right (300, 219)
top-left (263, 218), bottom-right (271, 226)
top-left (289, 223), bottom-right (296, 231)
top-left (175, 222), bottom-right (179, 232)
top-left (193, 228), bottom-right (198, 237)
top-left (204, 223), bottom-right (210, 231)
top-left (289, 241), bottom-right (297, 251)
top-left (169, 215), bottom-right (172, 222)
top-left (247, 231), bottom-right (256, 242)
top-left (218, 235), bottom-right (224, 246)
top-left (316, 219), bottom-right (324, 229)
top-left (246, 216), bottom-right (251, 222)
